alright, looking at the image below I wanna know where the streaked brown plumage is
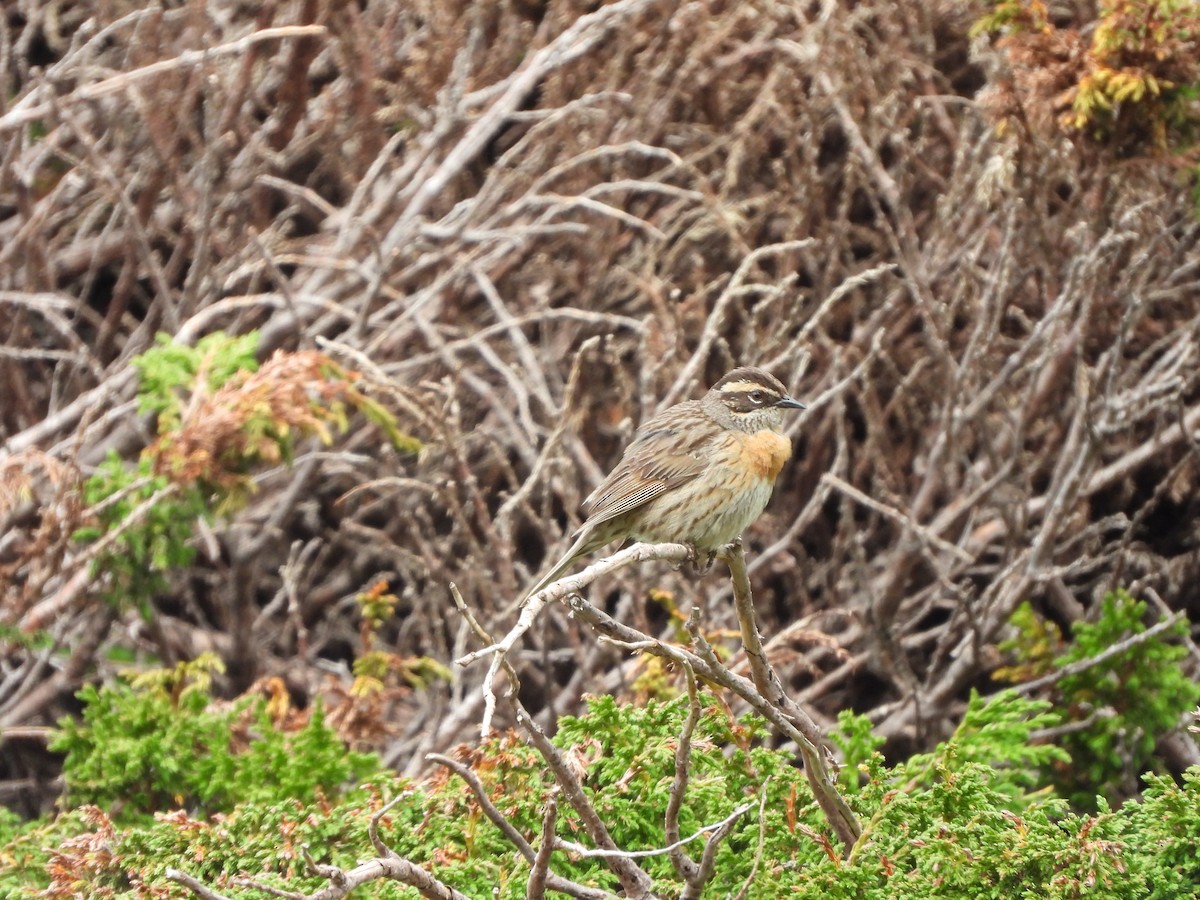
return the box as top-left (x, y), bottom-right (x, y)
top-left (525, 366), bottom-right (805, 598)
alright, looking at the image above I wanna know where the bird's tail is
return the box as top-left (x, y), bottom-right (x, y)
top-left (522, 527), bottom-right (602, 602)
top-left (521, 556), bottom-right (579, 604)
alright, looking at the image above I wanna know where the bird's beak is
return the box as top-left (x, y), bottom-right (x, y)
top-left (777, 395), bottom-right (807, 410)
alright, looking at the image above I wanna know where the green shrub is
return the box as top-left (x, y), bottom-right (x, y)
top-left (5, 643), bottom-right (1199, 898)
top-left (1000, 590), bottom-right (1199, 808)
top-left (49, 657), bottom-right (381, 820)
top-left (1055, 591), bottom-right (1199, 807)
top-left (73, 331), bottom-right (411, 612)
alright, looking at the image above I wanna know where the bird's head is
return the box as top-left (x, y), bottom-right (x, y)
top-left (705, 366), bottom-right (806, 432)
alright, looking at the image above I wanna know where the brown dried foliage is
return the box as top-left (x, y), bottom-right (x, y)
top-left (43, 806), bottom-right (138, 899)
top-left (1, 0), bottom-right (1199, 816)
top-left (0, 451), bottom-right (83, 619)
top-left (150, 349), bottom-right (364, 493)
top-left (979, 0), bottom-right (1200, 155)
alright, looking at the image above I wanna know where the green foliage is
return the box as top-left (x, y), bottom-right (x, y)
top-left (1, 793), bottom-right (390, 899)
top-left (132, 330), bottom-right (260, 432)
top-left (380, 691), bottom-right (1196, 900)
top-left (73, 330), bottom-right (414, 612)
top-left (831, 708), bottom-right (886, 793)
top-left (995, 599), bottom-right (1063, 682)
top-left (350, 581), bottom-right (453, 697)
top-left (335, 695), bottom-right (811, 897)
top-left (356, 391), bottom-right (422, 456)
top-left (73, 452), bottom-right (209, 612)
top-left (123, 651), bottom-right (226, 702)
top-left (998, 591), bottom-right (1198, 809)
top-left (900, 689), bottom-right (1070, 807)
top-left (1124, 770), bottom-right (1200, 897)
top-left (539, 694), bottom-right (810, 891)
top-left (72, 331), bottom-right (260, 611)
top-left (6, 663), bottom-right (1200, 897)
top-left (48, 660), bottom-right (381, 821)
top-left (969, 0), bottom-right (1050, 38)
top-left (0, 804), bottom-right (22, 852)
top-left (1053, 590), bottom-right (1199, 807)
top-left (1098, 0), bottom-right (1199, 145)
top-left (0, 623), bottom-right (54, 651)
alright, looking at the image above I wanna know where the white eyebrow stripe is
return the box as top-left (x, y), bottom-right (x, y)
top-left (720, 381), bottom-right (778, 395)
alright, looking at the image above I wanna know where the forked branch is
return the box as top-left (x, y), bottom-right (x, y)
top-left (455, 540), bottom-right (862, 853)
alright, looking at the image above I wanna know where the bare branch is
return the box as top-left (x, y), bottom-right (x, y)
top-left (665, 666), bottom-right (702, 883)
top-left (526, 791), bottom-right (559, 900)
top-left (722, 543), bottom-right (861, 851)
top-left (516, 705), bottom-right (656, 898)
top-left (554, 801), bottom-right (755, 859)
top-left (0, 27), bottom-right (328, 134)
top-left (427, 753), bottom-right (536, 862)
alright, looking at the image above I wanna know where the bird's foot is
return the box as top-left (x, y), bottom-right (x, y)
top-left (684, 543), bottom-right (717, 575)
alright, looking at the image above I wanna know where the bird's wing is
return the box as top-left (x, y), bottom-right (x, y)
top-left (578, 421), bottom-right (710, 529)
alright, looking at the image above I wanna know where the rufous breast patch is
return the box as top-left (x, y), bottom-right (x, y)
top-left (743, 430), bottom-right (793, 481)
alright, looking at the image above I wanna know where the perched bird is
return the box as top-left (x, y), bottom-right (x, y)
top-left (526, 366), bottom-right (805, 597)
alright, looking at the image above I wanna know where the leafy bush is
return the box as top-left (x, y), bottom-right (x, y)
top-left (132, 331), bottom-right (261, 431)
top-left (49, 656), bottom-right (381, 820)
top-left (1053, 592), bottom-right (1199, 807)
top-left (999, 590), bottom-right (1200, 808)
top-left (6, 674), bottom-right (1199, 899)
top-left (73, 331), bottom-right (411, 611)
top-left (73, 453), bottom-right (209, 613)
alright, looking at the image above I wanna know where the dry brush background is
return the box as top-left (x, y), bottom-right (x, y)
top-left (2, 0), bottom-right (1200, 816)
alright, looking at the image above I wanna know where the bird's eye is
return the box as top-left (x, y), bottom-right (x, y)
top-left (749, 390), bottom-right (765, 404)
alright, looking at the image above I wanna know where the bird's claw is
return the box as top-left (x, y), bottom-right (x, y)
top-left (683, 543), bottom-right (716, 575)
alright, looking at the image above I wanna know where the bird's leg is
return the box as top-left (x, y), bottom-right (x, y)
top-left (673, 543), bottom-right (696, 572)
top-left (669, 543), bottom-right (717, 575)
top-left (683, 543), bottom-right (717, 575)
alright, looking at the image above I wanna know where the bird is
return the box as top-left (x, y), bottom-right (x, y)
top-left (525, 366), bottom-right (806, 598)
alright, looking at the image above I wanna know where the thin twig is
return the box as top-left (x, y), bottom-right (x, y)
top-left (426, 753), bottom-right (536, 861)
top-left (731, 781), bottom-right (772, 900)
top-left (665, 665), bottom-right (701, 883)
top-left (382, 0), bottom-right (662, 251)
top-left (821, 472), bottom-right (973, 563)
top-left (0, 27), bottom-right (328, 133)
top-left (526, 791), bottom-right (559, 900)
top-left (457, 543), bottom-right (692, 735)
top-left (555, 801), bottom-right (755, 859)
top-left (165, 870), bottom-right (236, 900)
top-left (516, 704), bottom-right (656, 898)
top-left (722, 543), bottom-right (861, 851)
top-left (368, 793), bottom-right (409, 860)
